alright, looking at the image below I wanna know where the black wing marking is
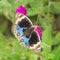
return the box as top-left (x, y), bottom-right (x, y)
top-left (18, 17), bottom-right (32, 28)
top-left (29, 31), bottom-right (39, 46)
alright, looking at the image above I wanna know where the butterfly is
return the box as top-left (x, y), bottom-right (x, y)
top-left (13, 5), bottom-right (42, 52)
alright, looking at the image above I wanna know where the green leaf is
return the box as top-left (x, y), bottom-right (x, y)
top-left (54, 45), bottom-right (60, 60)
top-left (29, 54), bottom-right (38, 60)
top-left (51, 2), bottom-right (60, 14)
top-left (53, 32), bottom-right (60, 45)
top-left (27, 0), bottom-right (44, 16)
top-left (38, 13), bottom-right (54, 29)
top-left (0, 0), bottom-right (10, 8)
top-left (42, 25), bottom-right (53, 45)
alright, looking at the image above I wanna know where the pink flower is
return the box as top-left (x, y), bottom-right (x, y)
top-left (16, 5), bottom-right (27, 15)
top-left (35, 26), bottom-right (42, 40)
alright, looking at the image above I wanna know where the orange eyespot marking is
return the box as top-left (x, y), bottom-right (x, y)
top-left (20, 39), bottom-right (24, 42)
top-left (17, 32), bottom-right (20, 36)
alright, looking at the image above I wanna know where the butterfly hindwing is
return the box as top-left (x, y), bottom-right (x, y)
top-left (28, 31), bottom-right (39, 46)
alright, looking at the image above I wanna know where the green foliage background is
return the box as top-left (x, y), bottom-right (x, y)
top-left (0, 0), bottom-right (60, 60)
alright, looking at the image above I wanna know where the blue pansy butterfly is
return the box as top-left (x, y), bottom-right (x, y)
top-left (13, 5), bottom-right (42, 52)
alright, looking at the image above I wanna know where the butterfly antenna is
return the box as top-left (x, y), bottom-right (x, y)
top-left (36, 14), bottom-right (39, 25)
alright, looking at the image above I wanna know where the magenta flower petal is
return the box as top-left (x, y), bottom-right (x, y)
top-left (16, 5), bottom-right (27, 15)
top-left (35, 26), bottom-right (42, 40)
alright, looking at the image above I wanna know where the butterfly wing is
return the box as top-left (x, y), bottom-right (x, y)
top-left (14, 14), bottom-right (33, 46)
top-left (28, 30), bottom-right (41, 52)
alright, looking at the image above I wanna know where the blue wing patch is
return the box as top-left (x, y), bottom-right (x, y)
top-left (23, 35), bottom-right (31, 46)
top-left (16, 25), bottom-right (27, 36)
top-left (16, 25), bottom-right (31, 46)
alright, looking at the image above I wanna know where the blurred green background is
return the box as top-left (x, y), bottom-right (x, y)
top-left (0, 0), bottom-right (60, 60)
